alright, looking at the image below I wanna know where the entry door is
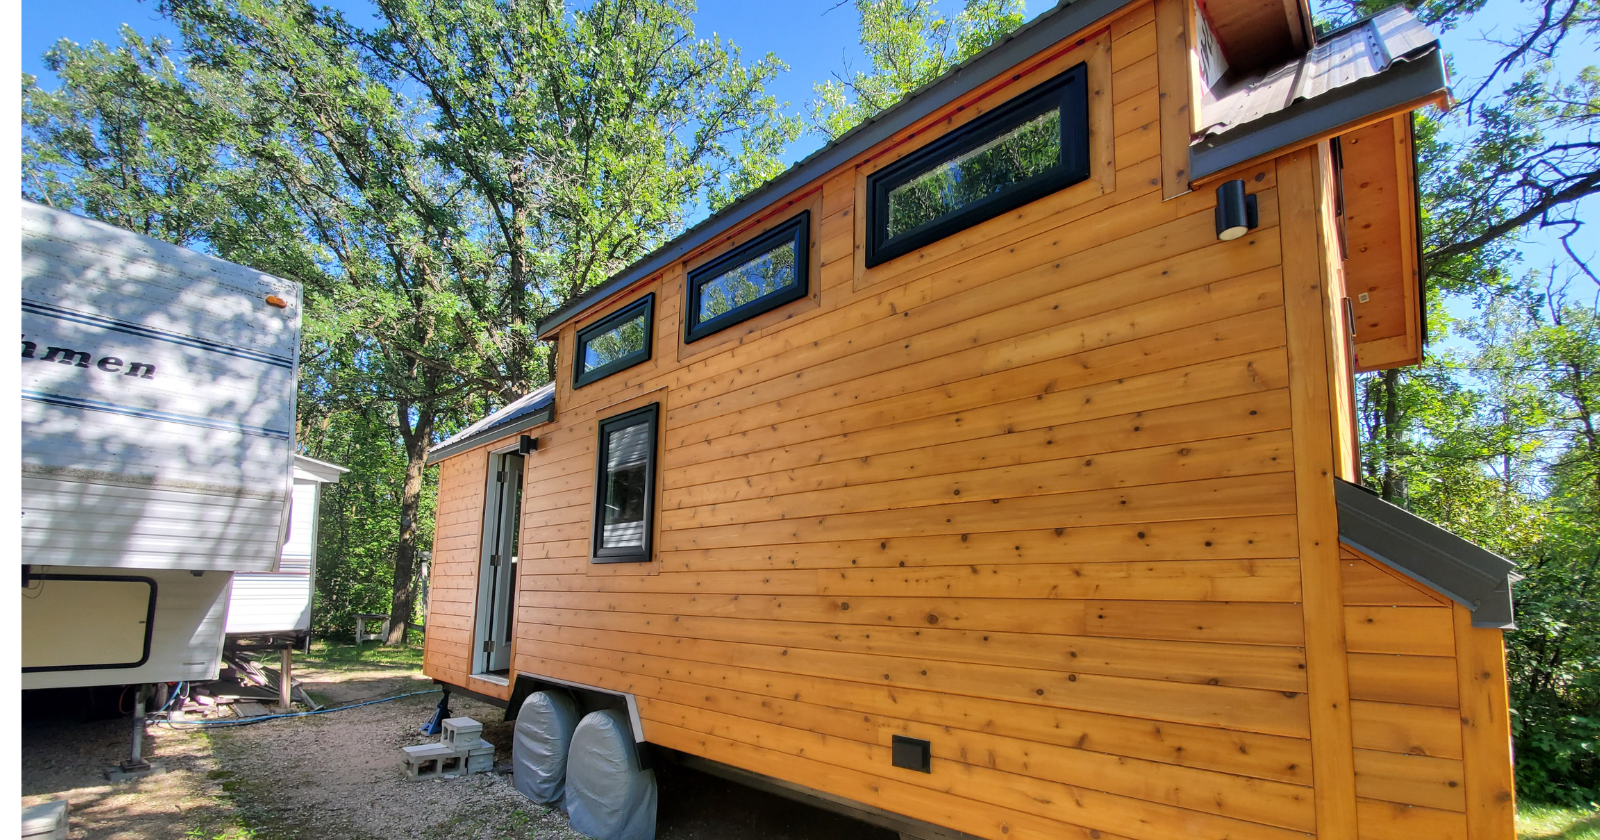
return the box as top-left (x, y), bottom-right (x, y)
top-left (476, 451), bottom-right (523, 674)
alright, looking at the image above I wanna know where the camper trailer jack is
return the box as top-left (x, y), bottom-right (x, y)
top-left (105, 685), bottom-right (162, 782)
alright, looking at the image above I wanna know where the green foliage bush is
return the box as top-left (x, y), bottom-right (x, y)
top-left (302, 409), bottom-right (436, 641)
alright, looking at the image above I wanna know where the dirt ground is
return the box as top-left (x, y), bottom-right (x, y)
top-left (21, 650), bottom-right (896, 840)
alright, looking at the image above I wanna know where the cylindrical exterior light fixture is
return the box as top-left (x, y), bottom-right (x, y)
top-left (1214, 179), bottom-right (1258, 241)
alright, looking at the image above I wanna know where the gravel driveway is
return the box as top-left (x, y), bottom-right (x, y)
top-left (22, 651), bottom-right (895, 840)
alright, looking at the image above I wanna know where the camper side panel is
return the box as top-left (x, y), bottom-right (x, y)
top-left (20, 202), bottom-right (300, 573)
top-left (424, 452), bottom-right (492, 692)
top-left (23, 567), bottom-right (233, 690)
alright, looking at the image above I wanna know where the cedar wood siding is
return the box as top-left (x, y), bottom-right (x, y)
top-left (421, 3), bottom-right (1514, 837)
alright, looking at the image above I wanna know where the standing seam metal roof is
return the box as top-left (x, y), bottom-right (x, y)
top-left (1190, 5), bottom-right (1447, 178)
top-left (426, 382), bottom-right (556, 465)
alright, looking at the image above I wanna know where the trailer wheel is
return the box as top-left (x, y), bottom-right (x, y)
top-left (512, 690), bottom-right (581, 805)
top-left (564, 709), bottom-right (657, 840)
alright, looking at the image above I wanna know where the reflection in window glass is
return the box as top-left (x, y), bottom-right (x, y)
top-left (886, 109), bottom-right (1062, 239)
top-left (600, 422), bottom-right (650, 549)
top-left (698, 241), bottom-right (797, 322)
top-left (582, 311), bottom-right (648, 375)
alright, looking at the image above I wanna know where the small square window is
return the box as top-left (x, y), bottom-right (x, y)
top-left (574, 295), bottom-right (654, 389)
top-left (684, 212), bottom-right (811, 344)
top-left (865, 63), bottom-right (1090, 268)
top-left (592, 403), bottom-right (658, 564)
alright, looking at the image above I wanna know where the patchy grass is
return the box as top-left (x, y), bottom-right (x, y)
top-left (1521, 803), bottom-right (1600, 840)
top-left (301, 639), bottom-right (425, 671)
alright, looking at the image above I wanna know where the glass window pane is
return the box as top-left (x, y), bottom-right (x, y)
top-left (886, 109), bottom-right (1062, 240)
top-left (582, 311), bottom-right (647, 374)
top-left (601, 422), bottom-right (650, 549)
top-left (698, 240), bottom-right (797, 322)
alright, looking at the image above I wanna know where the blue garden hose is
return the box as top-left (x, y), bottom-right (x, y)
top-left (158, 689), bottom-right (439, 728)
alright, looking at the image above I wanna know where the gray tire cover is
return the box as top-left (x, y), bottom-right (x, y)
top-left (563, 709), bottom-right (657, 840)
top-left (513, 690), bottom-right (581, 805)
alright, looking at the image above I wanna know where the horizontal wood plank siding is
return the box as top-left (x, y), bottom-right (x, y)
top-left (1337, 549), bottom-right (1514, 839)
top-left (420, 7), bottom-right (1501, 837)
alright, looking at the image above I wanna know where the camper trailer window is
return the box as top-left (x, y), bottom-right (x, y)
top-left (684, 212), bottom-right (810, 343)
top-left (592, 403), bottom-right (659, 563)
top-left (574, 295), bottom-right (654, 388)
top-left (865, 63), bottom-right (1090, 268)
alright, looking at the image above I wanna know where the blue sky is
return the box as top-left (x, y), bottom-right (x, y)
top-left (21, 0), bottom-right (1594, 299)
top-left (20, 0), bottom-right (979, 170)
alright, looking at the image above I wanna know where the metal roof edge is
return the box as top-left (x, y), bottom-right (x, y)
top-left (426, 404), bottom-right (554, 466)
top-left (1334, 479), bottom-right (1519, 629)
top-left (1190, 44), bottom-right (1447, 180)
top-left (535, 0), bottom-right (1138, 338)
top-left (293, 453), bottom-right (350, 483)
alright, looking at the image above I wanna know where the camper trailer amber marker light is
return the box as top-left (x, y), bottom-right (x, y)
top-left (1214, 179), bottom-right (1259, 241)
top-left (265, 295), bottom-right (288, 309)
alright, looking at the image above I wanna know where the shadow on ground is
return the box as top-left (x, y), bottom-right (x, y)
top-left (22, 650), bottom-right (899, 840)
top-left (656, 765), bottom-right (896, 840)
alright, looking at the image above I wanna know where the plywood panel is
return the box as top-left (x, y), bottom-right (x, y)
top-left (1356, 798), bottom-right (1468, 840)
top-left (520, 605), bottom-right (1307, 691)
top-left (643, 698), bottom-right (1315, 838)
top-left (529, 653), bottom-right (1314, 785)
top-left (1345, 606), bottom-right (1456, 656)
top-left (1354, 748), bottom-right (1467, 812)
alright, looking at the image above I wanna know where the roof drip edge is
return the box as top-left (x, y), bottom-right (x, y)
top-left (1334, 479), bottom-right (1519, 629)
top-left (533, 0), bottom-right (1138, 338)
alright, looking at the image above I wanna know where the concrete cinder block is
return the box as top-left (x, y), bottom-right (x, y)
top-left (405, 756), bottom-right (440, 781)
top-left (22, 800), bottom-right (68, 840)
top-left (440, 717), bottom-right (483, 751)
top-left (438, 753), bottom-right (467, 778)
top-left (403, 742), bottom-right (460, 781)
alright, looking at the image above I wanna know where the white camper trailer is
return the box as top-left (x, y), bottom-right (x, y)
top-left (20, 200), bottom-right (302, 692)
top-left (225, 454), bottom-right (346, 644)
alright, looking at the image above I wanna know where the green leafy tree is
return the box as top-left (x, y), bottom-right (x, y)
top-left (809, 0), bottom-right (1026, 139)
top-left (24, 0), bottom-right (802, 645)
top-left (362, 0), bottom-right (802, 386)
top-left (20, 29), bottom-right (290, 252)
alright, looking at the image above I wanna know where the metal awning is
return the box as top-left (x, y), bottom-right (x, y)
top-left (1191, 6), bottom-right (1448, 179)
top-left (1335, 479), bottom-right (1520, 629)
top-left (427, 383), bottom-right (556, 465)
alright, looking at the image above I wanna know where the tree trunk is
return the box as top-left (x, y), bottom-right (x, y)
top-left (386, 404), bottom-right (435, 645)
top-left (1379, 367), bottom-right (1403, 503)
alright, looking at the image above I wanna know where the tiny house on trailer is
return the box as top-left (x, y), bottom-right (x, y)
top-left (21, 200), bottom-right (302, 693)
top-left (423, 1), bottom-right (1521, 838)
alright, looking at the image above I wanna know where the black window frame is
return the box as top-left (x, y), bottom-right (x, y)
top-left (865, 62), bottom-right (1091, 268)
top-left (684, 212), bottom-right (811, 344)
top-left (590, 403), bottom-right (659, 564)
top-left (573, 295), bottom-right (655, 389)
